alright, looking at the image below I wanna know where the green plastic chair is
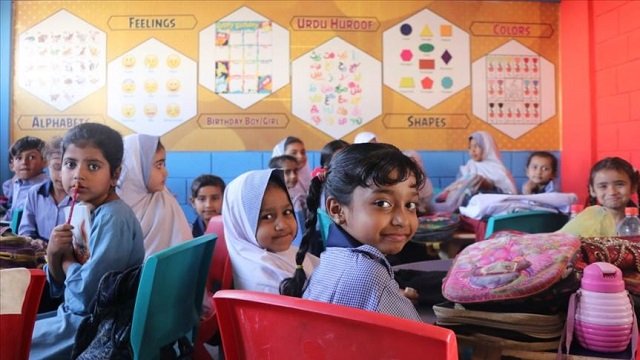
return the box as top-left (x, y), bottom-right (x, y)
top-left (484, 210), bottom-right (569, 239)
top-left (10, 208), bottom-right (24, 233)
top-left (130, 233), bottom-right (216, 360)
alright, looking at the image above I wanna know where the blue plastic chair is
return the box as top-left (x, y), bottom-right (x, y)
top-left (484, 210), bottom-right (569, 239)
top-left (10, 208), bottom-right (23, 233)
top-left (130, 234), bottom-right (216, 360)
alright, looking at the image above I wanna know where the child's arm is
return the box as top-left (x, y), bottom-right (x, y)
top-left (46, 223), bottom-right (75, 283)
top-left (522, 180), bottom-right (536, 195)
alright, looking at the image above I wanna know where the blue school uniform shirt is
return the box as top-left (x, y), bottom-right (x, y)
top-left (18, 180), bottom-right (71, 242)
top-left (4, 172), bottom-right (48, 220)
top-left (192, 217), bottom-right (206, 238)
top-left (30, 199), bottom-right (144, 360)
top-left (303, 224), bottom-right (421, 322)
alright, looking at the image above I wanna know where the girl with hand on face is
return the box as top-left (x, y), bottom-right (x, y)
top-left (223, 169), bottom-right (318, 294)
top-left (280, 143), bottom-right (424, 321)
top-left (30, 124), bottom-right (144, 360)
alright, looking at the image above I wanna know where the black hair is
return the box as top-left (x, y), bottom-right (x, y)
top-left (526, 151), bottom-right (558, 175)
top-left (9, 136), bottom-right (46, 158)
top-left (320, 140), bottom-right (349, 168)
top-left (280, 143), bottom-right (425, 297)
top-left (268, 155), bottom-right (298, 169)
top-left (62, 123), bottom-right (123, 178)
top-left (156, 140), bottom-right (165, 152)
top-left (44, 136), bottom-right (63, 160)
top-left (190, 174), bottom-right (226, 198)
top-left (283, 136), bottom-right (304, 151)
top-left (586, 157), bottom-right (639, 208)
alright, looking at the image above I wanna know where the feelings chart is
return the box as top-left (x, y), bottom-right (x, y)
top-left (214, 21), bottom-right (273, 94)
top-left (107, 38), bottom-right (197, 136)
top-left (291, 37), bottom-right (381, 139)
top-left (382, 8), bottom-right (470, 110)
top-left (17, 10), bottom-right (106, 111)
top-left (486, 54), bottom-right (541, 125)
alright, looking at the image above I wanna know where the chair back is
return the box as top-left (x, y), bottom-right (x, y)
top-left (10, 208), bottom-right (24, 233)
top-left (0, 268), bottom-right (46, 360)
top-left (317, 208), bottom-right (332, 245)
top-left (130, 234), bottom-right (216, 360)
top-left (205, 215), bottom-right (233, 292)
top-left (485, 210), bottom-right (569, 238)
top-left (213, 290), bottom-right (458, 360)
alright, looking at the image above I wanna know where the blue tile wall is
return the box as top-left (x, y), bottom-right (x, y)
top-left (166, 150), bottom-right (560, 223)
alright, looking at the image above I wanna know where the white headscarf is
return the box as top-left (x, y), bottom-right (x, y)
top-left (116, 134), bottom-right (192, 258)
top-left (354, 131), bottom-right (377, 144)
top-left (460, 131), bottom-right (517, 194)
top-left (223, 169), bottom-right (318, 293)
top-left (272, 137), bottom-right (311, 200)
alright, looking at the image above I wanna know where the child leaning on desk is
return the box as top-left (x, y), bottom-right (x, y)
top-left (280, 143), bottom-right (424, 321)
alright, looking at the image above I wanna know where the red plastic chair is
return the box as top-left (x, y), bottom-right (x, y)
top-left (0, 268), bottom-right (46, 360)
top-left (213, 290), bottom-right (459, 360)
top-left (193, 215), bottom-right (233, 359)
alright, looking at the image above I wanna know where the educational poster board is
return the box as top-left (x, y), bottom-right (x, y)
top-left (9, 1), bottom-right (559, 151)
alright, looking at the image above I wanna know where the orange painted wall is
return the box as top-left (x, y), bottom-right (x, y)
top-left (560, 0), bottom-right (640, 204)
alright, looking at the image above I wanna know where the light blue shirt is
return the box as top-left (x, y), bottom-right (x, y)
top-left (18, 181), bottom-right (71, 242)
top-left (30, 199), bottom-right (144, 359)
top-left (303, 229), bottom-right (421, 321)
top-left (4, 172), bottom-right (48, 220)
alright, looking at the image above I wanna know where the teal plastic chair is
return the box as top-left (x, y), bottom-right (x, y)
top-left (317, 208), bottom-right (332, 245)
top-left (484, 210), bottom-right (569, 239)
top-left (130, 234), bottom-right (216, 360)
top-left (10, 208), bottom-right (23, 233)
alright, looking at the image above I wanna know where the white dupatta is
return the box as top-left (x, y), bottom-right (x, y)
top-left (116, 134), bottom-right (191, 258)
top-left (223, 169), bottom-right (318, 293)
top-left (460, 131), bottom-right (517, 194)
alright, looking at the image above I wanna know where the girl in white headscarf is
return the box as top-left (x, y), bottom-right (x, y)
top-left (353, 131), bottom-right (377, 144)
top-left (223, 169), bottom-right (318, 293)
top-left (116, 134), bottom-right (192, 258)
top-left (459, 131), bottom-right (517, 194)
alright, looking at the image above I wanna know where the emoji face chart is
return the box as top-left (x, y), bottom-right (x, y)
top-left (107, 38), bottom-right (197, 136)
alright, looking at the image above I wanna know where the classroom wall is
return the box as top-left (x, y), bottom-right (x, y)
top-left (560, 0), bottom-right (640, 204)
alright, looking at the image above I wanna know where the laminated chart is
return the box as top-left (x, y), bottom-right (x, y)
top-left (199, 6), bottom-right (289, 109)
top-left (107, 38), bottom-right (197, 136)
top-left (383, 9), bottom-right (470, 110)
top-left (291, 37), bottom-right (381, 139)
top-left (17, 9), bottom-right (106, 111)
top-left (472, 40), bottom-right (556, 139)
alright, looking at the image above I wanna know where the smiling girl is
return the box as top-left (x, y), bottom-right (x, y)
top-left (280, 143), bottom-right (425, 321)
top-left (223, 169), bottom-right (318, 293)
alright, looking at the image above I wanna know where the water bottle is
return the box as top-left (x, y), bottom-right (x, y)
top-left (574, 262), bottom-right (633, 353)
top-left (617, 207), bottom-right (640, 236)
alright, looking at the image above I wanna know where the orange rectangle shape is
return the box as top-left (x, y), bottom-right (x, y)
top-left (419, 59), bottom-right (435, 70)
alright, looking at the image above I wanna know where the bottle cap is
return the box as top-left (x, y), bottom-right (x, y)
top-left (581, 262), bottom-right (625, 293)
top-left (624, 207), bottom-right (639, 216)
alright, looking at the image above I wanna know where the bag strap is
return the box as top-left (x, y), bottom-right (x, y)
top-left (629, 294), bottom-right (638, 360)
top-left (557, 291), bottom-right (578, 359)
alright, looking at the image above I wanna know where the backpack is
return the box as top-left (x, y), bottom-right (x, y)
top-left (0, 226), bottom-right (46, 269)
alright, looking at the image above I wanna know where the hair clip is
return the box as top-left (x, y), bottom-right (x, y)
top-left (311, 167), bottom-right (327, 182)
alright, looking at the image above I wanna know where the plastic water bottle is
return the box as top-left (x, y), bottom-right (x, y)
top-left (616, 207), bottom-right (640, 236)
top-left (574, 262), bottom-right (633, 353)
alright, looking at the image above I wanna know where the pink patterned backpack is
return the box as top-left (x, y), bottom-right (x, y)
top-left (442, 232), bottom-right (581, 303)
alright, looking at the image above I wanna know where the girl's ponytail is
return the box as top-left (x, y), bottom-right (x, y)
top-left (280, 175), bottom-right (324, 297)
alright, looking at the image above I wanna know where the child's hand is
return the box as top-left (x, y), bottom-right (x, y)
top-left (48, 224), bottom-right (74, 257)
top-left (522, 180), bottom-right (536, 195)
top-left (403, 287), bottom-right (419, 304)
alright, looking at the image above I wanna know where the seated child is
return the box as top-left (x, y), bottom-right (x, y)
top-left (30, 123), bottom-right (144, 359)
top-left (4, 136), bottom-right (48, 220)
top-left (280, 143), bottom-right (424, 321)
top-left (272, 136), bottom-right (311, 192)
top-left (190, 174), bottom-right (225, 238)
top-left (522, 151), bottom-right (558, 194)
top-left (404, 150), bottom-right (435, 215)
top-left (223, 168), bottom-right (318, 294)
top-left (116, 134), bottom-right (192, 257)
top-left (434, 131), bottom-right (517, 212)
top-left (19, 137), bottom-right (72, 243)
top-left (269, 155), bottom-right (302, 210)
top-left (559, 157), bottom-right (639, 237)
